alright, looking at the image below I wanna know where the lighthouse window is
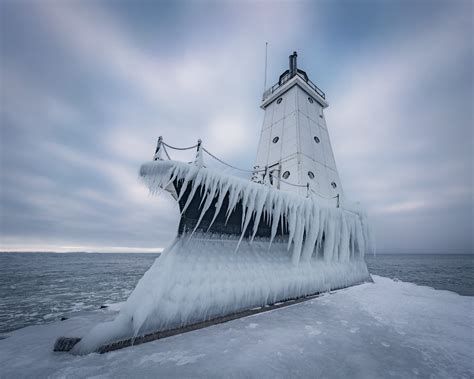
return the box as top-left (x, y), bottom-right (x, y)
top-left (331, 182), bottom-right (337, 189)
top-left (277, 97), bottom-right (283, 104)
top-left (282, 171), bottom-right (290, 179)
top-left (272, 136), bottom-right (279, 143)
top-left (308, 171), bottom-right (315, 179)
top-left (308, 97), bottom-right (314, 104)
top-left (319, 108), bottom-right (324, 118)
top-left (314, 136), bottom-right (320, 143)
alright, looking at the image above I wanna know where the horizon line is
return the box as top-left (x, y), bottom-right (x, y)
top-left (0, 250), bottom-right (472, 255)
top-left (0, 245), bottom-right (164, 254)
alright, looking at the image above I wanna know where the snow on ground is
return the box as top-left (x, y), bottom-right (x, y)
top-left (0, 276), bottom-right (472, 378)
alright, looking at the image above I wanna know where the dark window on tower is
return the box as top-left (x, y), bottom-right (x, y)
top-left (282, 171), bottom-right (290, 179)
top-left (314, 136), bottom-right (320, 143)
top-left (319, 108), bottom-right (324, 118)
top-left (272, 136), bottom-right (279, 143)
top-left (277, 97), bottom-right (283, 104)
top-left (331, 182), bottom-right (337, 189)
top-left (308, 97), bottom-right (314, 104)
top-left (308, 171), bottom-right (315, 179)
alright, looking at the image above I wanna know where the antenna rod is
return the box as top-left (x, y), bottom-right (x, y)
top-left (263, 42), bottom-right (268, 92)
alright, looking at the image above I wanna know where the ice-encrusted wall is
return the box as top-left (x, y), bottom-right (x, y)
top-left (72, 236), bottom-right (371, 354)
top-left (140, 160), bottom-right (372, 265)
top-left (71, 160), bottom-right (373, 354)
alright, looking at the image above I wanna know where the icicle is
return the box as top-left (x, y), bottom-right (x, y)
top-left (291, 202), bottom-right (306, 265)
top-left (323, 211), bottom-right (335, 262)
top-left (225, 180), bottom-right (244, 223)
top-left (339, 213), bottom-right (349, 262)
top-left (181, 169), bottom-right (205, 216)
top-left (301, 203), bottom-right (319, 262)
top-left (250, 186), bottom-right (269, 242)
top-left (269, 194), bottom-right (282, 247)
top-left (207, 180), bottom-right (232, 232)
top-left (176, 165), bottom-right (199, 204)
top-left (236, 185), bottom-right (259, 251)
top-left (239, 183), bottom-right (252, 230)
top-left (286, 201), bottom-right (297, 251)
top-left (191, 174), bottom-right (220, 235)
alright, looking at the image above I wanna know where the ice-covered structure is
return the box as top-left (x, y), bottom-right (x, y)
top-left (69, 52), bottom-right (373, 354)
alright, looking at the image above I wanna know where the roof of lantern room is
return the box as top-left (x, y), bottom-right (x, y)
top-left (261, 51), bottom-right (328, 109)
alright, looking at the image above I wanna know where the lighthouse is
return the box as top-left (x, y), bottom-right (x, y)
top-left (61, 51), bottom-right (373, 355)
top-left (253, 52), bottom-right (343, 201)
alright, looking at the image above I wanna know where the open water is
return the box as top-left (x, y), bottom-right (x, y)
top-left (0, 252), bottom-right (471, 334)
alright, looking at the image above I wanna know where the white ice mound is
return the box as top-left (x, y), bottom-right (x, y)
top-left (72, 161), bottom-right (373, 354)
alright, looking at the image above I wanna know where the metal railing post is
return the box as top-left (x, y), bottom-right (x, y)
top-left (262, 166), bottom-right (269, 186)
top-left (194, 139), bottom-right (203, 166)
top-left (154, 136), bottom-right (163, 161)
top-left (251, 166), bottom-right (260, 183)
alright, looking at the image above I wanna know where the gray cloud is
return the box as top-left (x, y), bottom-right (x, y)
top-left (326, 6), bottom-right (472, 252)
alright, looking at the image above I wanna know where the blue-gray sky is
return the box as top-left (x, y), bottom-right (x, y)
top-left (0, 0), bottom-right (472, 253)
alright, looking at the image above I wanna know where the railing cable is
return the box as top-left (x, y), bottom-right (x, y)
top-left (157, 138), bottom-right (340, 206)
top-left (162, 145), bottom-right (172, 160)
top-left (202, 147), bottom-right (266, 173)
top-left (162, 142), bottom-right (198, 151)
top-left (269, 172), bottom-right (307, 188)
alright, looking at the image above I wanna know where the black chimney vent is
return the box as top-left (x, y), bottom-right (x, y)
top-left (289, 51), bottom-right (297, 76)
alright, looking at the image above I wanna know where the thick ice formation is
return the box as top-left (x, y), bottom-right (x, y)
top-left (72, 161), bottom-right (372, 354)
top-left (140, 160), bottom-right (373, 264)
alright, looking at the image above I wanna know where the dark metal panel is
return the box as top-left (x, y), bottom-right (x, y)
top-left (174, 179), bottom-right (286, 238)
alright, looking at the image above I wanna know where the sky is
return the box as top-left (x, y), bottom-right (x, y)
top-left (0, 0), bottom-right (472, 254)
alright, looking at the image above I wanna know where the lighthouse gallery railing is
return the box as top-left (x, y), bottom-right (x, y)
top-left (262, 71), bottom-right (326, 101)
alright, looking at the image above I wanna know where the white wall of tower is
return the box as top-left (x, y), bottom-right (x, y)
top-left (254, 80), bottom-right (343, 201)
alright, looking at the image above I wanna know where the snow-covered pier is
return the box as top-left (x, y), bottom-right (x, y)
top-left (2, 276), bottom-right (472, 378)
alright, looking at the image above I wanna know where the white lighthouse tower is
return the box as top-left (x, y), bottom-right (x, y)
top-left (253, 52), bottom-right (343, 201)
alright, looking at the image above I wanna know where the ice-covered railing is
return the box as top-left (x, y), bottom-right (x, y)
top-left (141, 146), bottom-right (374, 264)
top-left (153, 136), bottom-right (341, 203)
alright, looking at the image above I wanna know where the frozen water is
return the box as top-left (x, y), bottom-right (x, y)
top-left (0, 276), bottom-right (472, 378)
top-left (0, 252), bottom-right (156, 334)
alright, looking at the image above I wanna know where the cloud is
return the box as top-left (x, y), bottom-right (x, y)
top-left (327, 7), bottom-right (472, 209)
top-left (320, 6), bottom-right (472, 252)
top-left (1, 0), bottom-right (310, 251)
top-left (0, 1), bottom-right (472, 253)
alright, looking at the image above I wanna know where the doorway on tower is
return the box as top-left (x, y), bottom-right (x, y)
top-left (267, 163), bottom-right (281, 189)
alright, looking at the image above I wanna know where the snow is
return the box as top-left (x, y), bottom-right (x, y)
top-left (69, 160), bottom-right (373, 354)
top-left (0, 276), bottom-right (472, 378)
